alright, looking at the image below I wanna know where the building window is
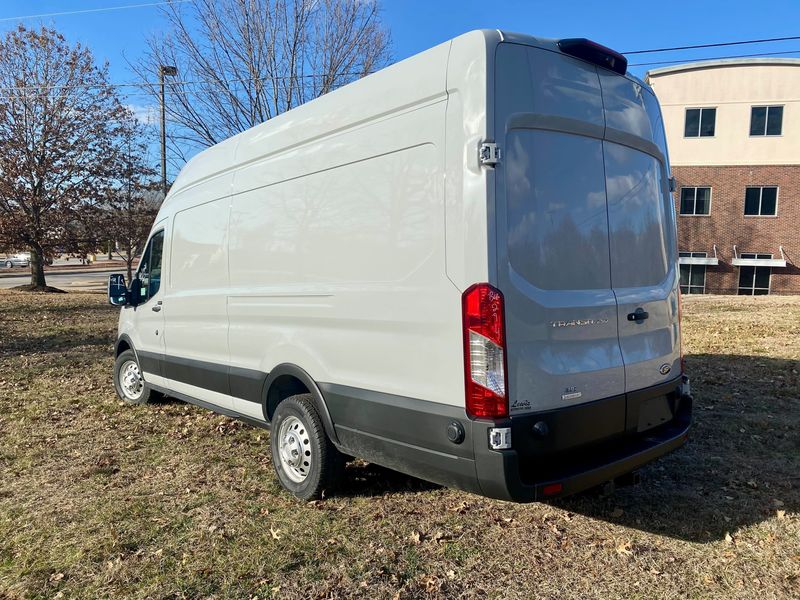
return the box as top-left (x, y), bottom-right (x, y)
top-left (685, 107), bottom-right (716, 137)
top-left (744, 186), bottom-right (778, 216)
top-left (679, 187), bottom-right (711, 215)
top-left (750, 106), bottom-right (783, 136)
top-left (679, 252), bottom-right (707, 294)
top-left (738, 253), bottom-right (772, 295)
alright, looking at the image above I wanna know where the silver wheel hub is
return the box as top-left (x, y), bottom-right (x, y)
top-left (278, 415), bottom-right (312, 483)
top-left (120, 360), bottom-right (144, 400)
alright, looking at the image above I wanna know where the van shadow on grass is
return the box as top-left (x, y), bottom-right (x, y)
top-left (328, 353), bottom-right (798, 542)
top-left (338, 462), bottom-right (440, 498)
top-left (134, 351), bottom-right (800, 540)
top-left (555, 353), bottom-right (799, 543)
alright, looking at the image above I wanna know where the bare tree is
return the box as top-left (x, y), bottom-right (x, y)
top-left (134, 0), bottom-right (391, 157)
top-left (99, 117), bottom-right (161, 281)
top-left (0, 25), bottom-right (131, 289)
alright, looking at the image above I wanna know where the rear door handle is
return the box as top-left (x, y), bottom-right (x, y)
top-left (627, 308), bottom-right (648, 322)
top-left (152, 300), bottom-right (162, 312)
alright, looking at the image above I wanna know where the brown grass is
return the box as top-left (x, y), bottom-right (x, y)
top-left (0, 290), bottom-right (798, 599)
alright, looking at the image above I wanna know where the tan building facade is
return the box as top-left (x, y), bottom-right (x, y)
top-left (647, 59), bottom-right (800, 295)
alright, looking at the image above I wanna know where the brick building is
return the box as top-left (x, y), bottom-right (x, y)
top-left (647, 59), bottom-right (800, 295)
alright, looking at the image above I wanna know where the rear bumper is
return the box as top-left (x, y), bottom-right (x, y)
top-left (473, 377), bottom-right (692, 502)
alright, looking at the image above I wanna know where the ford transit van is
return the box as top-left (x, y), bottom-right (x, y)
top-left (109, 30), bottom-right (692, 501)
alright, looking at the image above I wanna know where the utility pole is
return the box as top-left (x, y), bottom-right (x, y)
top-left (159, 65), bottom-right (178, 198)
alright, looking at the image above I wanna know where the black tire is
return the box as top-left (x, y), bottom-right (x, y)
top-left (113, 349), bottom-right (152, 405)
top-left (4, 261), bottom-right (11, 269)
top-left (270, 394), bottom-right (344, 500)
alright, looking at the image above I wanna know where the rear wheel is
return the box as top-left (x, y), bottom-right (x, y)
top-left (4, 261), bottom-right (11, 269)
top-left (113, 349), bottom-right (151, 405)
top-left (270, 394), bottom-right (344, 500)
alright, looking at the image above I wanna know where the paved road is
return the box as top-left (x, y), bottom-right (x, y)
top-left (0, 270), bottom-right (111, 291)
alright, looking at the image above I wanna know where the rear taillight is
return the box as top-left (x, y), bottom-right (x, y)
top-left (462, 283), bottom-right (508, 419)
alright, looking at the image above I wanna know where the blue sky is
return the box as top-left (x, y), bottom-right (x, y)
top-left (1, 0), bottom-right (799, 170)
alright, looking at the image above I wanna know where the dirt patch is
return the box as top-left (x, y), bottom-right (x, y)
top-left (0, 291), bottom-right (798, 599)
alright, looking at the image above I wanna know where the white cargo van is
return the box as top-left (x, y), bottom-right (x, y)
top-left (109, 30), bottom-right (692, 501)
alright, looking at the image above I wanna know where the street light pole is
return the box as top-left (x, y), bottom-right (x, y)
top-left (159, 65), bottom-right (178, 198)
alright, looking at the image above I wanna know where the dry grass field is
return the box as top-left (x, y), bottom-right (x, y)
top-left (0, 290), bottom-right (798, 599)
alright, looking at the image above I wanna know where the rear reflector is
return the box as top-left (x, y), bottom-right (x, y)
top-left (462, 283), bottom-right (508, 419)
top-left (542, 483), bottom-right (563, 496)
top-left (557, 38), bottom-right (627, 75)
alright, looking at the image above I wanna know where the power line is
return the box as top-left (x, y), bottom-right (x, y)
top-left (623, 35), bottom-right (800, 55)
top-left (630, 48), bottom-right (800, 67)
top-left (0, 0), bottom-right (193, 23)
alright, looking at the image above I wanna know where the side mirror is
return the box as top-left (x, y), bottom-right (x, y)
top-left (108, 274), bottom-right (129, 306)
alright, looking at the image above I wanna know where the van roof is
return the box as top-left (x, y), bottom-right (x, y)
top-left (166, 30), bottom-right (495, 199)
top-left (165, 30), bottom-right (638, 202)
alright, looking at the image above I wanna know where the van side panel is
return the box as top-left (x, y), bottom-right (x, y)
top-left (443, 30), bottom-right (495, 291)
top-left (231, 42), bottom-right (452, 183)
top-left (164, 175), bottom-right (234, 410)
top-left (226, 100), bottom-right (464, 418)
top-left (220, 36), bottom-right (485, 484)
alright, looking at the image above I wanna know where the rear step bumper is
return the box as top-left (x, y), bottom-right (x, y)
top-left (473, 378), bottom-right (692, 502)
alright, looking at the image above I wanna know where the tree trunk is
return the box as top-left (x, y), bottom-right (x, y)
top-left (29, 245), bottom-right (47, 288)
top-left (126, 244), bottom-right (133, 282)
top-left (108, 240), bottom-right (113, 261)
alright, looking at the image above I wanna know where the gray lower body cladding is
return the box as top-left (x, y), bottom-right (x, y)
top-left (325, 377), bottom-right (691, 502)
top-left (128, 343), bottom-right (691, 501)
top-left (320, 383), bottom-right (482, 495)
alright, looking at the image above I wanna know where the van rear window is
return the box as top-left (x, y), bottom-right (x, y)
top-left (605, 142), bottom-right (672, 288)
top-left (505, 129), bottom-right (611, 291)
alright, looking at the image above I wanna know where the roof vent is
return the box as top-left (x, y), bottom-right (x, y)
top-left (557, 38), bottom-right (627, 75)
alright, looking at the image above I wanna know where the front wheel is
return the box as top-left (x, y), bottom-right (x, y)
top-left (270, 394), bottom-right (344, 500)
top-left (113, 349), bottom-right (151, 404)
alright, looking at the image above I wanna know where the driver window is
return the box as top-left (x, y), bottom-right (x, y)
top-left (136, 230), bottom-right (164, 303)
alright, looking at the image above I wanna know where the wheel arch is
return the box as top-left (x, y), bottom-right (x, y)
top-left (262, 364), bottom-right (340, 445)
top-left (115, 334), bottom-right (136, 359)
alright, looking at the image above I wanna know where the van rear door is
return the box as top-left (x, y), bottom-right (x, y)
top-left (494, 42), bottom-right (680, 417)
top-left (494, 44), bottom-right (626, 414)
top-left (598, 71), bottom-right (680, 392)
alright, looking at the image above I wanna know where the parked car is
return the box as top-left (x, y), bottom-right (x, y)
top-left (3, 253), bottom-right (30, 268)
top-left (108, 30), bottom-right (692, 502)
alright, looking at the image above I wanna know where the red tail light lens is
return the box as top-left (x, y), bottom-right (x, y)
top-left (462, 283), bottom-right (508, 419)
top-left (542, 483), bottom-right (563, 496)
